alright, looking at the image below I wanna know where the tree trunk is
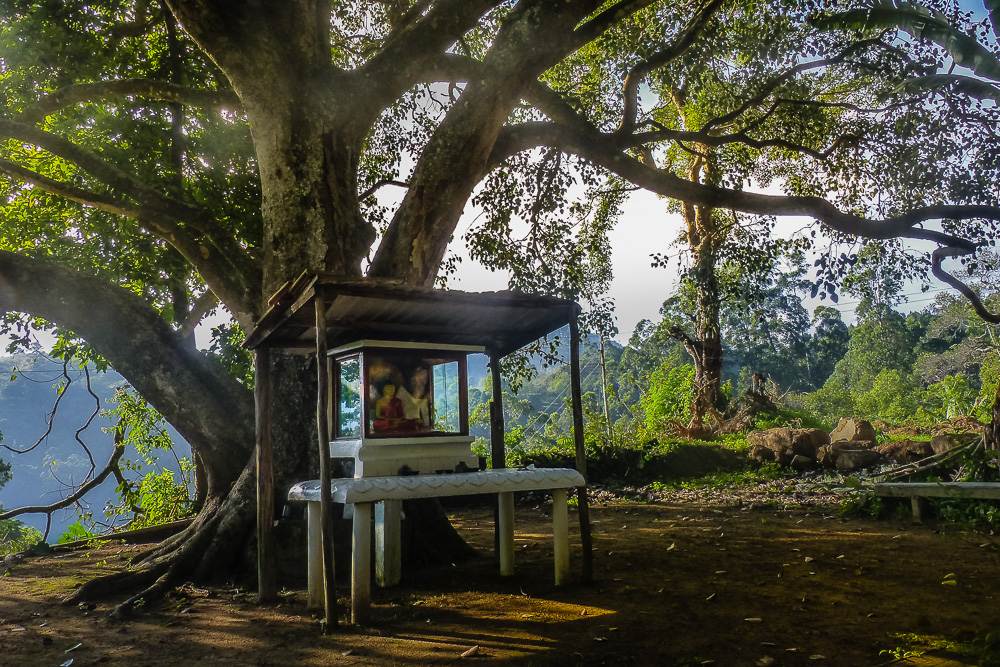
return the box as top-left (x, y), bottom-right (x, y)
top-left (676, 186), bottom-right (725, 433)
top-left (690, 249), bottom-right (724, 430)
top-left (54, 12), bottom-right (468, 613)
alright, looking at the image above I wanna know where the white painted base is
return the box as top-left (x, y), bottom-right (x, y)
top-left (351, 502), bottom-right (373, 624)
top-left (306, 502), bottom-right (324, 609)
top-left (376, 499), bottom-right (401, 587)
top-left (552, 488), bottom-right (569, 585)
top-left (498, 491), bottom-right (515, 576)
top-left (329, 436), bottom-right (479, 478)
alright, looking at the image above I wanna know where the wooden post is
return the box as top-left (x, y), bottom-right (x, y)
top-left (569, 314), bottom-right (594, 583)
top-left (489, 354), bottom-right (505, 471)
top-left (306, 501), bottom-right (323, 608)
top-left (489, 354), bottom-right (505, 560)
top-left (316, 294), bottom-right (338, 626)
top-left (255, 346), bottom-right (277, 602)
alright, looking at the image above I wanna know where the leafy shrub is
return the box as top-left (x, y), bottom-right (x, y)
top-left (804, 382), bottom-right (854, 424)
top-left (0, 519), bottom-right (43, 555)
top-left (923, 374), bottom-right (978, 422)
top-left (58, 520), bottom-right (96, 544)
top-left (974, 354), bottom-right (1000, 423)
top-left (102, 389), bottom-right (195, 530)
top-left (934, 499), bottom-right (1000, 528)
top-left (853, 369), bottom-right (922, 424)
top-left (643, 363), bottom-right (696, 434)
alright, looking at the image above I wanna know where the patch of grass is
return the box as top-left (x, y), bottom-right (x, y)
top-left (515, 433), bottom-right (804, 491)
top-left (888, 631), bottom-right (1000, 666)
top-left (751, 408), bottom-right (829, 431)
top-left (670, 462), bottom-right (793, 491)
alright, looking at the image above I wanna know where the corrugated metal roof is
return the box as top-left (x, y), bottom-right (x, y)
top-left (244, 273), bottom-right (580, 357)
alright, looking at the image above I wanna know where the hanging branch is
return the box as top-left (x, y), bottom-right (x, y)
top-left (0, 357), bottom-right (122, 541)
top-left (0, 358), bottom-right (76, 456)
top-left (0, 432), bottom-right (126, 540)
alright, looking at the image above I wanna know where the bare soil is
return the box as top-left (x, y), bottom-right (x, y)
top-left (1, 492), bottom-right (998, 667)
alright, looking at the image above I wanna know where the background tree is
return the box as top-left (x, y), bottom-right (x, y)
top-left (807, 306), bottom-right (851, 388)
top-left (722, 261), bottom-right (814, 393)
top-left (613, 0), bottom-right (962, 430)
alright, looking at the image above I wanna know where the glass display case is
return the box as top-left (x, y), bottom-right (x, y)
top-left (332, 344), bottom-right (470, 440)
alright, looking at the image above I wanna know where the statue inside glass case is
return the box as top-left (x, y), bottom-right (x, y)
top-left (370, 359), bottom-right (433, 435)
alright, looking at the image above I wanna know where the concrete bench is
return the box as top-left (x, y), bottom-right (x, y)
top-left (287, 467), bottom-right (586, 623)
top-left (873, 482), bottom-right (1000, 521)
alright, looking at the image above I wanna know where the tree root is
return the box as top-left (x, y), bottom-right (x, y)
top-left (63, 491), bottom-right (250, 619)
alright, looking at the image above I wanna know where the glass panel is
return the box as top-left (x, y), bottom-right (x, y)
top-left (432, 361), bottom-right (460, 432)
top-left (337, 357), bottom-right (361, 438)
top-left (365, 351), bottom-right (465, 437)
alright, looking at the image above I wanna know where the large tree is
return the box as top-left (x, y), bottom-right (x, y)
top-left (1, 0), bottom-right (999, 612)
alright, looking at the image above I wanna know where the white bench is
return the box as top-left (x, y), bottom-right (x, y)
top-left (873, 482), bottom-right (1000, 521)
top-left (287, 467), bottom-right (586, 622)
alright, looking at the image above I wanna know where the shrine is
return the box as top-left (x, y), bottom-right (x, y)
top-left (244, 273), bottom-right (593, 625)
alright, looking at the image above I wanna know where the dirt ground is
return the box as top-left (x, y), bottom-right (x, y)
top-left (1, 492), bottom-right (999, 667)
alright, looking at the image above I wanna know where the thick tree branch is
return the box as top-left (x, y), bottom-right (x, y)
top-left (0, 122), bottom-right (260, 320)
top-left (23, 79), bottom-right (241, 124)
top-left (369, 0), bottom-right (607, 284)
top-left (176, 290), bottom-right (220, 339)
top-left (0, 251), bottom-right (254, 488)
top-left (0, 120), bottom-right (219, 239)
top-left (359, 179), bottom-right (410, 201)
top-left (628, 127), bottom-right (863, 160)
top-left (489, 117), bottom-right (999, 324)
top-left (933, 246), bottom-right (1000, 323)
top-left (424, 55), bottom-right (597, 134)
top-left (0, 159), bottom-right (128, 218)
top-left (663, 324), bottom-right (702, 356)
top-left (571, 0), bottom-right (660, 49)
top-left (107, 0), bottom-right (156, 40)
top-left (490, 120), bottom-right (995, 243)
top-left (359, 0), bottom-right (501, 113)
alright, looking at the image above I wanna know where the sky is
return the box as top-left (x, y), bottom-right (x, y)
top-left (441, 188), bottom-right (677, 344)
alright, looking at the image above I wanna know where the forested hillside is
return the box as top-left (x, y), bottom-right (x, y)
top-left (483, 272), bottom-right (1000, 462)
top-left (0, 353), bottom-right (191, 542)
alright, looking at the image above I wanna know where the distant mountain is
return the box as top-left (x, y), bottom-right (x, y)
top-left (465, 327), bottom-right (621, 392)
top-left (0, 354), bottom-right (190, 539)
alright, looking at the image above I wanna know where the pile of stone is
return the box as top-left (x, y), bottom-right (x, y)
top-left (748, 418), bottom-right (961, 472)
